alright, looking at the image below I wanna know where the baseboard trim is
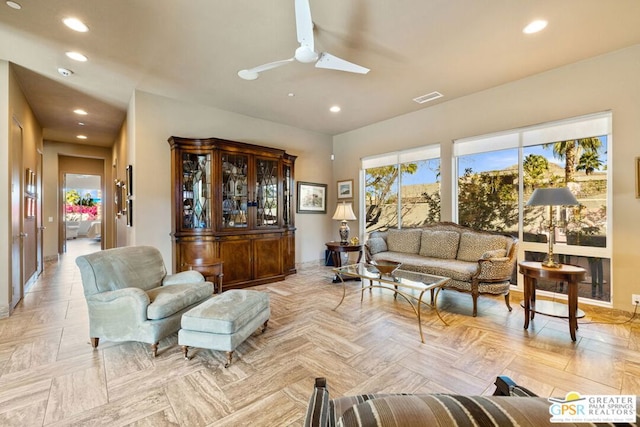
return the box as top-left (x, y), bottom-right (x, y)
top-left (296, 259), bottom-right (324, 270)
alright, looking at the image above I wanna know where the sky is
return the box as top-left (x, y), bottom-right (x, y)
top-left (399, 136), bottom-right (608, 185)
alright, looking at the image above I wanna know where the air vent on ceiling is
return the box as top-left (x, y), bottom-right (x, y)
top-left (413, 91), bottom-right (443, 104)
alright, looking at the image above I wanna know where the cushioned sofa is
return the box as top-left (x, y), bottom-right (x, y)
top-left (304, 376), bottom-right (640, 427)
top-left (76, 246), bottom-right (214, 356)
top-left (365, 222), bottom-right (518, 317)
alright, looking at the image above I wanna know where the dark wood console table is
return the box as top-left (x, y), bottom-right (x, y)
top-left (519, 261), bottom-right (586, 341)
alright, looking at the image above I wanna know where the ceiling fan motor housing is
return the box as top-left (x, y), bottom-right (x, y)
top-left (295, 46), bottom-right (318, 63)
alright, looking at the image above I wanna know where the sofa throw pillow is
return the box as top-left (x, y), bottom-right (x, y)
top-left (387, 229), bottom-right (422, 254)
top-left (419, 230), bottom-right (460, 259)
top-left (367, 237), bottom-right (388, 255)
top-left (481, 249), bottom-right (507, 259)
top-left (457, 232), bottom-right (507, 262)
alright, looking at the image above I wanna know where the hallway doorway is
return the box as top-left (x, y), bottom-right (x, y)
top-left (63, 173), bottom-right (103, 253)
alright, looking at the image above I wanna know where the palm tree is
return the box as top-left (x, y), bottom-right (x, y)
top-left (544, 137), bottom-right (602, 182)
top-left (576, 151), bottom-right (603, 175)
top-left (523, 154), bottom-right (549, 189)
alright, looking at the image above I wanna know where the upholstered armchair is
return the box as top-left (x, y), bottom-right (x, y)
top-left (76, 246), bottom-right (213, 356)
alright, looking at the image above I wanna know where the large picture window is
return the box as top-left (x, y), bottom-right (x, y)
top-left (362, 145), bottom-right (440, 233)
top-left (522, 138), bottom-right (608, 248)
top-left (457, 148), bottom-right (518, 234)
top-left (454, 112), bottom-right (612, 303)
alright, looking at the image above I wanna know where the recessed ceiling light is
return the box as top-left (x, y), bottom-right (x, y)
top-left (57, 67), bottom-right (74, 77)
top-left (329, 105), bottom-right (341, 113)
top-left (523, 20), bottom-right (548, 34)
top-left (63, 17), bottom-right (88, 32)
top-left (288, 93), bottom-right (295, 97)
top-left (77, 135), bottom-right (87, 140)
top-left (65, 51), bottom-right (88, 62)
top-left (78, 122), bottom-right (85, 126)
top-left (73, 109), bottom-right (88, 115)
top-left (6, 1), bottom-right (21, 10)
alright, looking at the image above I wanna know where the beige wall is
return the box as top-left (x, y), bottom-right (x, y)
top-left (130, 91), bottom-right (334, 270)
top-left (333, 45), bottom-right (640, 311)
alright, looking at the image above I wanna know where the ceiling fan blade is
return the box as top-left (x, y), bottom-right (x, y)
top-left (239, 1), bottom-right (371, 80)
top-left (295, 0), bottom-right (314, 51)
top-left (315, 52), bottom-right (369, 74)
top-left (238, 58), bottom-right (295, 80)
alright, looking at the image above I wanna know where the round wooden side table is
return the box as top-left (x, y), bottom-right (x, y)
top-left (325, 241), bottom-right (363, 283)
top-left (185, 259), bottom-right (224, 294)
top-left (518, 261), bottom-right (586, 341)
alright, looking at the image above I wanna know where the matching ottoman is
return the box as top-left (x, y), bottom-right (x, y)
top-left (178, 289), bottom-right (270, 367)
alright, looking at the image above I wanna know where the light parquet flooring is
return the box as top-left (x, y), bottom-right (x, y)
top-left (1, 238), bottom-right (640, 426)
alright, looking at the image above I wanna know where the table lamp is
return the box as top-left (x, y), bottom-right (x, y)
top-left (332, 201), bottom-right (357, 244)
top-left (526, 187), bottom-right (578, 268)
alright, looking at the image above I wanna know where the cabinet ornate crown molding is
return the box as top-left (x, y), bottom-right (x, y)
top-left (168, 136), bottom-right (296, 289)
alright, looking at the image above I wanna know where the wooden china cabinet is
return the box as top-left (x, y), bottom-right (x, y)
top-left (168, 136), bottom-right (296, 290)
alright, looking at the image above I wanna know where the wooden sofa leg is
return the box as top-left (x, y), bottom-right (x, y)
top-left (225, 351), bottom-right (233, 368)
top-left (471, 280), bottom-right (479, 317)
top-left (504, 293), bottom-right (512, 312)
top-left (151, 342), bottom-right (158, 357)
top-left (261, 320), bottom-right (269, 333)
top-left (90, 337), bottom-right (99, 349)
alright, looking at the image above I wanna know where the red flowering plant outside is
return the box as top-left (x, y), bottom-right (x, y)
top-left (65, 204), bottom-right (98, 221)
top-left (65, 189), bottom-right (100, 221)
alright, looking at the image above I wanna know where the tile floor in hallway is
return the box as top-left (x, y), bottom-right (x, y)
top-left (1, 238), bottom-right (640, 426)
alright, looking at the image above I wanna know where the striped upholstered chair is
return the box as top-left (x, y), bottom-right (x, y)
top-left (303, 377), bottom-right (637, 427)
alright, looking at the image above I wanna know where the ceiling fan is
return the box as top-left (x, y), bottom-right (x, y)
top-left (237, 0), bottom-right (370, 80)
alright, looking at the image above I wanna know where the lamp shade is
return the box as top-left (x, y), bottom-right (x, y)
top-left (526, 187), bottom-right (578, 207)
top-left (332, 202), bottom-right (357, 221)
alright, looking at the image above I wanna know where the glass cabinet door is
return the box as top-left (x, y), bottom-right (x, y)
top-left (182, 152), bottom-right (211, 229)
top-left (283, 163), bottom-right (293, 226)
top-left (256, 158), bottom-right (278, 227)
top-left (222, 153), bottom-right (249, 228)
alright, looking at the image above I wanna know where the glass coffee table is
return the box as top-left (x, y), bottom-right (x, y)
top-left (332, 263), bottom-right (451, 343)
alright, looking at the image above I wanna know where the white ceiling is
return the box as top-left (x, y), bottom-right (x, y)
top-left (2, 0), bottom-right (640, 148)
top-left (65, 173), bottom-right (100, 190)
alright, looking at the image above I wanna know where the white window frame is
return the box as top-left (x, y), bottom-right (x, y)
top-left (452, 112), bottom-right (613, 305)
top-left (361, 144), bottom-right (441, 234)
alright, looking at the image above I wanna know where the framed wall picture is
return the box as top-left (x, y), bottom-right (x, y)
top-left (25, 168), bottom-right (36, 196)
top-left (24, 196), bottom-right (35, 218)
top-left (337, 179), bottom-right (353, 199)
top-left (126, 164), bottom-right (133, 197)
top-left (115, 179), bottom-right (125, 217)
top-left (297, 181), bottom-right (327, 213)
top-left (126, 199), bottom-right (133, 226)
top-left (636, 157), bottom-right (640, 199)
